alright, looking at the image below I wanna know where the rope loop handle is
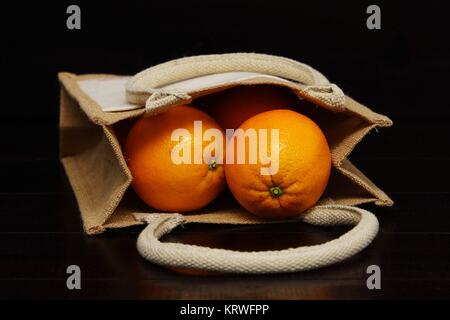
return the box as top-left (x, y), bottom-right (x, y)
top-left (125, 53), bottom-right (348, 113)
top-left (127, 53), bottom-right (330, 92)
top-left (135, 205), bottom-right (379, 274)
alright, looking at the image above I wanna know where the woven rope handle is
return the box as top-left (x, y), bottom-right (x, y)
top-left (127, 53), bottom-right (330, 92)
top-left (136, 205), bottom-right (379, 274)
top-left (125, 53), bottom-right (347, 113)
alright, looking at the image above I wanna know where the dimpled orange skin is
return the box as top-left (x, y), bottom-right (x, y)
top-left (125, 105), bottom-right (226, 212)
top-left (224, 109), bottom-right (332, 219)
top-left (200, 85), bottom-right (298, 129)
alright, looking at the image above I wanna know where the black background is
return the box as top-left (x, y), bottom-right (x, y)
top-left (1, 0), bottom-right (450, 300)
top-left (3, 0), bottom-right (449, 121)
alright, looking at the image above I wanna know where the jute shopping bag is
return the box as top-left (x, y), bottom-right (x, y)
top-left (59, 53), bottom-right (392, 273)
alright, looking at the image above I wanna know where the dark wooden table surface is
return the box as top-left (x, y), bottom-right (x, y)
top-left (1, 111), bottom-right (450, 300)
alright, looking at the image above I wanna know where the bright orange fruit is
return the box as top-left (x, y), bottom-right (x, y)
top-left (125, 105), bottom-right (225, 212)
top-left (224, 109), bottom-right (331, 219)
top-left (198, 85), bottom-right (298, 129)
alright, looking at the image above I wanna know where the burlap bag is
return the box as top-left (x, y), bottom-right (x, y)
top-left (59, 53), bottom-right (392, 273)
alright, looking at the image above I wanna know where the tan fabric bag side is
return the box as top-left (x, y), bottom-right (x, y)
top-left (59, 82), bottom-right (134, 234)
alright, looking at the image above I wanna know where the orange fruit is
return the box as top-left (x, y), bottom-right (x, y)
top-left (125, 105), bottom-right (225, 212)
top-left (224, 109), bottom-right (331, 219)
top-left (198, 85), bottom-right (299, 129)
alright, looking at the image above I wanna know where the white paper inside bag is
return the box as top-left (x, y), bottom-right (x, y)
top-left (78, 77), bottom-right (137, 112)
top-left (77, 72), bottom-right (293, 112)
